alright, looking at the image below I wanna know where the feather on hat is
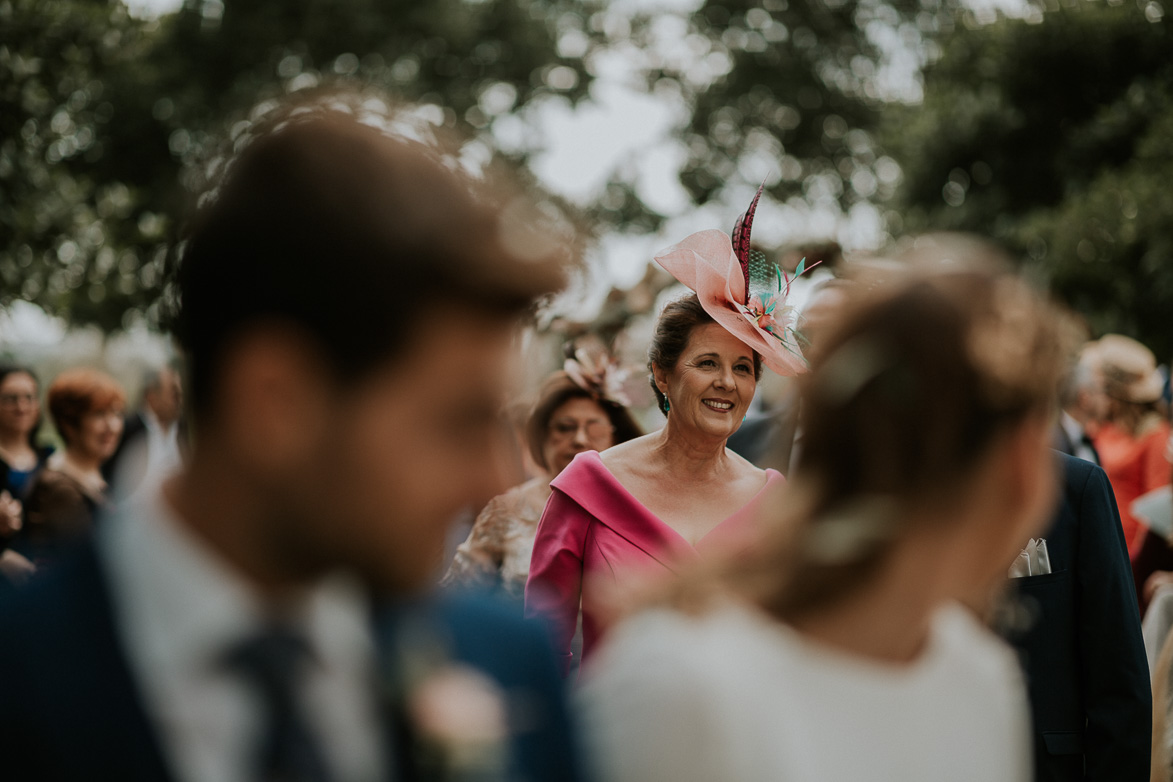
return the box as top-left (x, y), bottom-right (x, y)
top-left (654, 183), bottom-right (818, 376)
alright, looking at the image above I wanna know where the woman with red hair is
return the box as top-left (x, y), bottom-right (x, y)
top-left (16, 368), bottom-right (125, 566)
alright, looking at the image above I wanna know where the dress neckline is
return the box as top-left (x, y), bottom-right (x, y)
top-left (551, 450), bottom-right (782, 568)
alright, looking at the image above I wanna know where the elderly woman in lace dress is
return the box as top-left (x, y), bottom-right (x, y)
top-left (444, 356), bottom-right (642, 597)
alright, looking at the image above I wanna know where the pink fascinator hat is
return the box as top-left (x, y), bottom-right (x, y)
top-left (654, 184), bottom-right (818, 376)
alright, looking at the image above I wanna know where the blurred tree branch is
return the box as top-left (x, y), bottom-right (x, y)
top-left (882, 0), bottom-right (1173, 357)
top-left (2, 0), bottom-right (602, 333)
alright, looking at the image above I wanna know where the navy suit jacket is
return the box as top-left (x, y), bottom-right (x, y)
top-left (1006, 453), bottom-right (1151, 782)
top-left (0, 542), bottom-right (585, 782)
top-left (375, 592), bottom-right (586, 782)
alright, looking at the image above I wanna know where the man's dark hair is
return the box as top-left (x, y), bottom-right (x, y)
top-left (173, 97), bottom-right (567, 418)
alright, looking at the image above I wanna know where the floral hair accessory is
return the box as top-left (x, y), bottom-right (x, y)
top-left (653, 183), bottom-right (820, 376)
top-left (563, 341), bottom-right (632, 407)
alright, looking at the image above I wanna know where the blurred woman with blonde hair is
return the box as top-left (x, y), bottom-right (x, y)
top-left (581, 249), bottom-right (1070, 782)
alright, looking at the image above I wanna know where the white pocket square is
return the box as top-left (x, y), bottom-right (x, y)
top-left (1008, 538), bottom-right (1051, 579)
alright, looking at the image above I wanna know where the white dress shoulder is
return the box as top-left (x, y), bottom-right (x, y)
top-left (578, 600), bottom-right (1031, 782)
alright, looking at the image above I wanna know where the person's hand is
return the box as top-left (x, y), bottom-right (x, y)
top-left (1144, 570), bottom-right (1173, 603)
top-left (0, 490), bottom-right (21, 536)
top-left (0, 549), bottom-right (35, 586)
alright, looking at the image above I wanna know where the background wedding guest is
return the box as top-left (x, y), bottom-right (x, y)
top-left (16, 367), bottom-right (124, 568)
top-left (0, 366), bottom-right (52, 502)
top-left (526, 191), bottom-right (800, 675)
top-left (1054, 343), bottom-right (1109, 465)
top-left (581, 252), bottom-right (1068, 782)
top-left (445, 352), bottom-right (641, 598)
top-left (103, 365), bottom-right (185, 499)
top-left (0, 365), bottom-right (52, 587)
top-left (1086, 334), bottom-right (1173, 617)
top-left (0, 94), bottom-right (583, 782)
top-left (1147, 611), bottom-right (1173, 782)
top-left (1092, 334), bottom-right (1170, 563)
top-left (1003, 452), bottom-right (1151, 782)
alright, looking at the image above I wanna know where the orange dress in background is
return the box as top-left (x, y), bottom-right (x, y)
top-left (1094, 420), bottom-right (1172, 558)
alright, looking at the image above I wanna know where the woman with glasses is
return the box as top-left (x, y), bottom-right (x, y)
top-left (444, 357), bottom-right (642, 598)
top-left (0, 365), bottom-right (54, 586)
top-left (0, 366), bottom-right (52, 502)
top-left (15, 368), bottom-right (125, 568)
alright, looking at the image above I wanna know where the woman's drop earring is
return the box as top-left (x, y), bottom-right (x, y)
top-left (665, 398), bottom-right (671, 413)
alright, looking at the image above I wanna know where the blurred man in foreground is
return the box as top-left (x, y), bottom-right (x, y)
top-left (0, 94), bottom-right (582, 782)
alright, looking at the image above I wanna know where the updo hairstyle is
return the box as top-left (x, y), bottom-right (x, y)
top-left (647, 294), bottom-right (763, 415)
top-left (750, 258), bottom-right (1072, 619)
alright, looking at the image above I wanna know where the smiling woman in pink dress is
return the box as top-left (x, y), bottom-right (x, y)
top-left (525, 188), bottom-right (810, 675)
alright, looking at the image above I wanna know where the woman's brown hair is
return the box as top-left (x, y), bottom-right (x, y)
top-left (647, 293), bottom-right (762, 415)
top-left (640, 244), bottom-right (1074, 625)
top-left (738, 257), bottom-right (1073, 620)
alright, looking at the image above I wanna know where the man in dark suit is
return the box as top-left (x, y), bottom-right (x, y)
top-left (0, 94), bottom-right (582, 782)
top-left (1053, 344), bottom-right (1107, 466)
top-left (1006, 452), bottom-right (1151, 781)
top-left (103, 365), bottom-right (185, 498)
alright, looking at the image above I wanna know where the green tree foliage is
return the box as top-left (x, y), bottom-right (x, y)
top-left (883, 0), bottom-right (1173, 357)
top-left (0, 0), bottom-right (163, 331)
top-left (157, 0), bottom-right (595, 142)
top-left (650, 0), bottom-right (924, 218)
top-left (2, 0), bottom-right (598, 332)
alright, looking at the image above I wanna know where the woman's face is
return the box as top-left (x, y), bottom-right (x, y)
top-left (0, 372), bottom-right (40, 438)
top-left (543, 396), bottom-right (615, 477)
top-left (70, 406), bottom-right (125, 464)
top-left (656, 323), bottom-right (756, 443)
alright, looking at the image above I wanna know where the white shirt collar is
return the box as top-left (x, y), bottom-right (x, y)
top-left (99, 484), bottom-right (374, 678)
top-left (97, 483), bottom-right (385, 782)
top-left (1059, 410), bottom-right (1084, 446)
top-left (142, 407), bottom-right (177, 437)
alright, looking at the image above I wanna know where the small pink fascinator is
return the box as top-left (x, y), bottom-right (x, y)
top-left (563, 342), bottom-right (632, 407)
top-left (654, 184), bottom-right (819, 376)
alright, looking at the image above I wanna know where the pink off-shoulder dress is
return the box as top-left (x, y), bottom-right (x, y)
top-left (524, 450), bottom-right (783, 676)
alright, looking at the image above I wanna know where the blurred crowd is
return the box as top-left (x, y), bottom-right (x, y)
top-left (1, 88), bottom-right (1172, 782)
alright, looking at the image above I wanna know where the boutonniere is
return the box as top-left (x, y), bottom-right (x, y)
top-left (382, 615), bottom-right (512, 781)
top-left (409, 663), bottom-right (509, 777)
